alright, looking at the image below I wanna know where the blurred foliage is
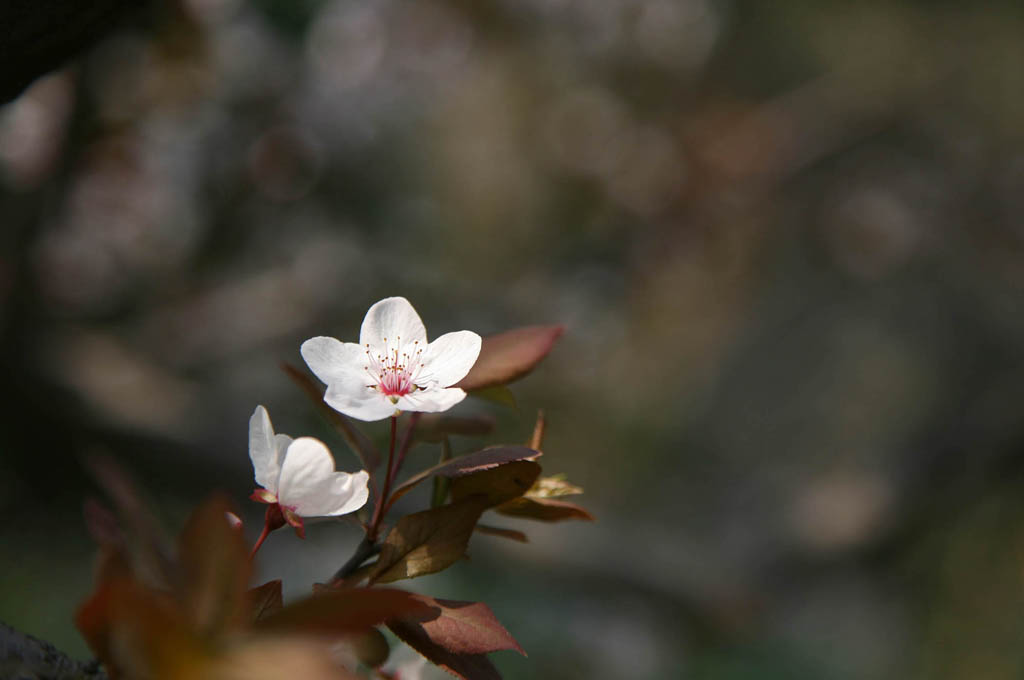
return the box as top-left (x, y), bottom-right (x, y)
top-left (3, 0), bottom-right (1024, 678)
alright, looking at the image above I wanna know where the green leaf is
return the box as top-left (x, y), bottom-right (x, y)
top-left (388, 596), bottom-right (525, 680)
top-left (456, 325), bottom-right (565, 391)
top-left (450, 461), bottom-right (542, 507)
top-left (369, 498), bottom-right (490, 584)
top-left (387, 446), bottom-right (541, 510)
top-left (177, 494), bottom-right (250, 638)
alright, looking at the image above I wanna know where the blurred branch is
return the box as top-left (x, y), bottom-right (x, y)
top-left (0, 621), bottom-right (107, 680)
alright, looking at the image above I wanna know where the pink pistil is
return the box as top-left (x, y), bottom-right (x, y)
top-left (365, 336), bottom-right (425, 398)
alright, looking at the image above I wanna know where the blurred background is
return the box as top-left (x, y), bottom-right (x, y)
top-left (3, 0), bottom-right (1024, 677)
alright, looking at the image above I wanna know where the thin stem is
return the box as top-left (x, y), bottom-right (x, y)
top-left (249, 523), bottom-right (271, 560)
top-left (367, 415), bottom-right (398, 541)
top-left (331, 536), bottom-right (381, 582)
top-left (387, 412), bottom-right (422, 490)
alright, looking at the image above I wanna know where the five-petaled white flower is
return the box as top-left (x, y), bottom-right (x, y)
top-left (300, 297), bottom-right (482, 421)
top-left (248, 405), bottom-right (369, 537)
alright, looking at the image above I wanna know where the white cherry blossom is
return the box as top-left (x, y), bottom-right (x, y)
top-left (301, 297), bottom-right (482, 421)
top-left (248, 405), bottom-right (369, 536)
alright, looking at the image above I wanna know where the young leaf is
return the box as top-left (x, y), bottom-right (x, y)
top-left (387, 446), bottom-right (541, 510)
top-left (369, 498), bottom-right (490, 584)
top-left (253, 588), bottom-right (433, 635)
top-left (282, 362), bottom-right (381, 470)
top-left (474, 524), bottom-right (529, 543)
top-left (177, 494), bottom-right (251, 638)
top-left (455, 325), bottom-right (564, 391)
top-left (388, 596), bottom-right (525, 680)
top-left (415, 413), bottom-right (497, 443)
top-left (528, 410), bottom-right (545, 451)
top-left (496, 497), bottom-right (595, 522)
top-left (246, 580), bottom-right (283, 623)
top-left (449, 461), bottom-right (542, 507)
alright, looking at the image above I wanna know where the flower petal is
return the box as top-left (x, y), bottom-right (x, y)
top-left (249, 406), bottom-right (283, 493)
top-left (324, 380), bottom-right (398, 421)
top-left (277, 437), bottom-right (370, 517)
top-left (419, 330), bottom-right (482, 387)
top-left (395, 386), bottom-right (467, 413)
top-left (301, 336), bottom-right (368, 385)
top-left (360, 297), bottom-right (427, 349)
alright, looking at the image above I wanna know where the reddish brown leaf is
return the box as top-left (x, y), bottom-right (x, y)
top-left (387, 446), bottom-right (541, 510)
top-left (388, 596), bottom-right (525, 680)
top-left (282, 362), bottom-right (381, 470)
top-left (246, 580), bottom-right (283, 623)
top-left (253, 588), bottom-right (433, 635)
top-left (415, 413), bottom-right (497, 443)
top-left (369, 498), bottom-right (490, 584)
top-left (450, 461), bottom-right (542, 507)
top-left (177, 494), bottom-right (251, 637)
top-left (455, 325), bottom-right (564, 391)
top-left (474, 524), bottom-right (529, 543)
top-left (496, 497), bottom-right (595, 522)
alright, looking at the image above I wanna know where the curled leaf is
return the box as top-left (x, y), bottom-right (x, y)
top-left (496, 497), bottom-right (595, 522)
top-left (450, 461), bottom-right (542, 508)
top-left (387, 446), bottom-right (541, 510)
top-left (455, 325), bottom-right (564, 391)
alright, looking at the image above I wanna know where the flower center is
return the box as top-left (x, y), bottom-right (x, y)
top-left (365, 336), bottom-right (424, 400)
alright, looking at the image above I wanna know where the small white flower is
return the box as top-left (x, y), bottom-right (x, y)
top-left (301, 296), bottom-right (482, 422)
top-left (248, 405), bottom-right (369, 535)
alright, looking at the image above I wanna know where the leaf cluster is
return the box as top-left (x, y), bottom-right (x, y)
top-left (77, 324), bottom-right (593, 680)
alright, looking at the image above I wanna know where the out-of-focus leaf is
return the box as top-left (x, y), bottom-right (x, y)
top-left (450, 461), bottom-right (542, 507)
top-left (348, 627), bottom-right (390, 668)
top-left (415, 413), bottom-right (497, 443)
top-left (496, 497), bottom-right (595, 522)
top-left (455, 325), bottom-right (564, 391)
top-left (246, 580), bottom-right (283, 623)
top-left (387, 446), bottom-right (541, 510)
top-left (87, 455), bottom-right (177, 587)
top-left (388, 596), bottom-right (525, 680)
top-left (467, 385), bottom-right (517, 409)
top-left (282, 362), bottom-right (381, 470)
top-left (75, 567), bottom-right (205, 680)
top-left (178, 494), bottom-right (250, 637)
top-left (253, 588), bottom-right (433, 635)
top-left (83, 499), bottom-right (123, 547)
top-left (205, 637), bottom-right (361, 680)
top-left (369, 498), bottom-right (490, 584)
top-left (474, 524), bottom-right (529, 543)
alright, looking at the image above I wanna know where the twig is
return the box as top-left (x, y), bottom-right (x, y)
top-left (0, 621), bottom-right (108, 680)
